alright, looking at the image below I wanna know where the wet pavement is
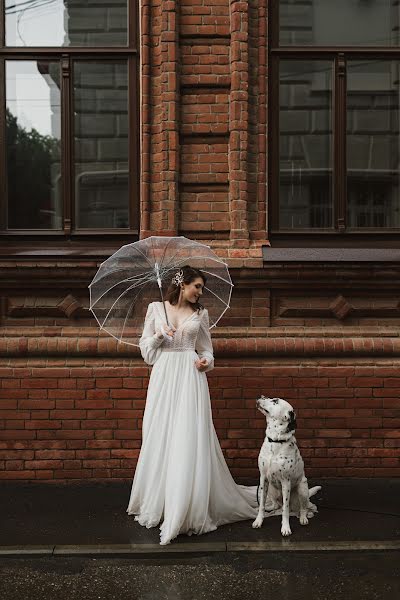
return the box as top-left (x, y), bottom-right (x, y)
top-left (1, 551), bottom-right (399, 600)
top-left (0, 478), bottom-right (399, 554)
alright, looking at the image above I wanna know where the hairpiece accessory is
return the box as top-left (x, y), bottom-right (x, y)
top-left (172, 269), bottom-right (184, 287)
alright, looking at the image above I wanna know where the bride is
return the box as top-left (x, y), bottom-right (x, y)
top-left (126, 265), bottom-right (258, 545)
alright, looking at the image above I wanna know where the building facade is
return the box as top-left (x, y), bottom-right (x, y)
top-left (0, 0), bottom-right (399, 482)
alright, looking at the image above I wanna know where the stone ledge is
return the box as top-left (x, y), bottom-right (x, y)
top-left (1, 326), bottom-right (400, 338)
top-left (1, 540), bottom-right (400, 557)
top-left (1, 336), bottom-right (400, 358)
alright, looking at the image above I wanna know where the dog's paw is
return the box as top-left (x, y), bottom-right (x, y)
top-left (299, 515), bottom-right (309, 526)
top-left (281, 523), bottom-right (292, 536)
top-left (252, 516), bottom-right (264, 529)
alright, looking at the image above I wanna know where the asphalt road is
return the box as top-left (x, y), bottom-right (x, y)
top-left (1, 551), bottom-right (399, 600)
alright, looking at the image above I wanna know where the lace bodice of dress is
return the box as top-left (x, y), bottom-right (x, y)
top-left (153, 302), bottom-right (202, 351)
top-left (139, 302), bottom-right (214, 371)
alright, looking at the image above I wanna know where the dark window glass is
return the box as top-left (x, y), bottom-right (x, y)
top-left (74, 62), bottom-right (129, 229)
top-left (279, 0), bottom-right (397, 47)
top-left (279, 60), bottom-right (333, 229)
top-left (347, 60), bottom-right (400, 228)
top-left (6, 61), bottom-right (61, 229)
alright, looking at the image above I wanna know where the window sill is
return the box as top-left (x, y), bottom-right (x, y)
top-left (0, 235), bottom-right (139, 260)
top-left (262, 247), bottom-right (400, 262)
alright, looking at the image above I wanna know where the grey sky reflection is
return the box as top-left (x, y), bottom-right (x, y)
top-left (6, 0), bottom-right (67, 47)
top-left (6, 61), bottom-right (61, 138)
top-left (5, 0), bottom-right (128, 47)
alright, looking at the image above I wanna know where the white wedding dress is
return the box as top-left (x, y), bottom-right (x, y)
top-left (126, 301), bottom-right (258, 545)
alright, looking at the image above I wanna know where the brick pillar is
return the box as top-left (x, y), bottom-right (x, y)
top-left (229, 0), bottom-right (250, 247)
top-left (140, 0), bottom-right (151, 234)
top-left (142, 0), bottom-right (180, 238)
top-left (257, 0), bottom-right (267, 235)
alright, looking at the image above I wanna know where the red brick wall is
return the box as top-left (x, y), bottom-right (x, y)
top-left (1, 0), bottom-right (399, 482)
top-left (1, 356), bottom-right (400, 482)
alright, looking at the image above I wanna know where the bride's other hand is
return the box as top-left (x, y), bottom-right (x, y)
top-left (195, 357), bottom-right (209, 372)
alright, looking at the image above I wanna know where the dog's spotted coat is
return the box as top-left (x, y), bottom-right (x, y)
top-left (252, 396), bottom-right (321, 536)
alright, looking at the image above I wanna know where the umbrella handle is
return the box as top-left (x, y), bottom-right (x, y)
top-left (154, 262), bottom-right (170, 326)
top-left (158, 285), bottom-right (170, 327)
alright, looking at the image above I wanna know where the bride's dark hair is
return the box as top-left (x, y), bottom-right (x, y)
top-left (165, 265), bottom-right (206, 313)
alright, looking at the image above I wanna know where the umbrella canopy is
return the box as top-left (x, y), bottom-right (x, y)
top-left (89, 236), bottom-right (233, 346)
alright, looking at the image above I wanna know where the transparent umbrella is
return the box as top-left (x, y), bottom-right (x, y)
top-left (89, 236), bottom-right (233, 346)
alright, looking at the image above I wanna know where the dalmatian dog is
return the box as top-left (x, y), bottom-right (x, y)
top-left (252, 396), bottom-right (321, 536)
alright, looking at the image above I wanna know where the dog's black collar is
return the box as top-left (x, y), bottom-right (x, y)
top-left (267, 437), bottom-right (286, 444)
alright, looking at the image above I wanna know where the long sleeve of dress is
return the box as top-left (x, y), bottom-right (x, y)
top-left (139, 303), bottom-right (164, 365)
top-left (195, 309), bottom-right (214, 372)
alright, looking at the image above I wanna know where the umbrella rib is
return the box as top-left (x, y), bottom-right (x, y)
top-left (210, 300), bottom-right (231, 329)
top-left (90, 271), bottom-right (155, 309)
top-left (93, 270), bottom-right (153, 295)
top-left (97, 328), bottom-right (138, 348)
top-left (149, 236), bottom-right (157, 266)
top-left (159, 238), bottom-right (230, 276)
top-left (99, 277), bottom-right (151, 328)
top-left (89, 305), bottom-right (105, 331)
top-left (122, 244), bottom-right (154, 270)
top-left (159, 261), bottom-right (233, 303)
top-left (173, 254), bottom-right (231, 270)
top-left (89, 266), bottom-right (151, 288)
top-left (90, 242), bottom-right (154, 281)
top-left (160, 237), bottom-right (202, 271)
top-left (167, 259), bottom-right (232, 285)
top-left (119, 286), bottom-right (143, 342)
top-left (203, 284), bottom-right (230, 308)
top-left (159, 263), bottom-right (184, 283)
top-left (206, 282), bottom-right (233, 329)
top-left (159, 261), bottom-right (232, 288)
top-left (157, 236), bottom-right (176, 270)
top-left (162, 235), bottom-right (216, 269)
top-left (194, 267), bottom-right (233, 286)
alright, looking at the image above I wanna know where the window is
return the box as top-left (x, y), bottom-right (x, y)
top-left (270, 1), bottom-right (400, 237)
top-left (0, 0), bottom-right (138, 235)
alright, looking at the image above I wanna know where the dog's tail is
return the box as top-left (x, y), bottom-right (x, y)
top-left (308, 485), bottom-right (321, 498)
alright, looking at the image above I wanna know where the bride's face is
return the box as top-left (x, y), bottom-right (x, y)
top-left (182, 277), bottom-right (204, 305)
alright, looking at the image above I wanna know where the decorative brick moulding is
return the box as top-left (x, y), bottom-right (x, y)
top-left (2, 332), bottom-right (400, 359)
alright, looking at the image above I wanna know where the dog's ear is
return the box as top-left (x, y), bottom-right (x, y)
top-left (286, 410), bottom-right (297, 432)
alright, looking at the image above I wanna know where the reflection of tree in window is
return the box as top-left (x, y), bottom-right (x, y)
top-left (5, 59), bottom-right (61, 229)
top-left (6, 108), bottom-right (61, 229)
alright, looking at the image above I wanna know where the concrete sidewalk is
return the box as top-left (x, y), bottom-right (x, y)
top-left (1, 479), bottom-right (399, 557)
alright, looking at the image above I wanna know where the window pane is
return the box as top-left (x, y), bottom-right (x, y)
top-left (280, 0), bottom-right (398, 47)
top-left (5, 0), bottom-right (128, 46)
top-left (74, 62), bottom-right (129, 229)
top-left (279, 60), bottom-right (333, 229)
top-left (347, 61), bottom-right (400, 228)
top-left (6, 61), bottom-right (61, 230)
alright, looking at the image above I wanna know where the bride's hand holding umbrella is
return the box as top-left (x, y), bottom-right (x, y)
top-left (155, 323), bottom-right (176, 342)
